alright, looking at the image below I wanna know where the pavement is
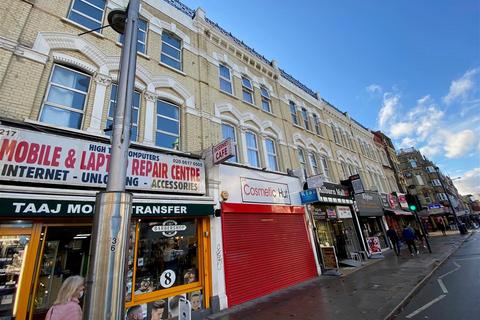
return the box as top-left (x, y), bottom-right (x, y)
top-left (395, 229), bottom-right (480, 319)
top-left (206, 231), bottom-right (473, 320)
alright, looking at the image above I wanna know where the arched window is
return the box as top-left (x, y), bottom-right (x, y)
top-left (264, 138), bottom-right (278, 171)
top-left (155, 99), bottom-right (180, 150)
top-left (221, 123), bottom-right (238, 163)
top-left (39, 64), bottom-right (91, 129)
top-left (308, 151), bottom-right (320, 175)
top-left (297, 147), bottom-right (308, 179)
top-left (161, 31), bottom-right (182, 70)
top-left (245, 131), bottom-right (260, 167)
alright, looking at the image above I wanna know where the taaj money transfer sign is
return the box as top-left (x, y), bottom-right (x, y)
top-left (0, 125), bottom-right (206, 194)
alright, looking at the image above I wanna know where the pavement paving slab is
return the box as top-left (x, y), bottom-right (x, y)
top-left (207, 231), bottom-right (471, 320)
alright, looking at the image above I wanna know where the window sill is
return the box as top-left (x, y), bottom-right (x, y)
top-left (159, 61), bottom-right (187, 76)
top-left (220, 90), bottom-right (237, 99)
top-left (61, 18), bottom-right (105, 39)
top-left (243, 100), bottom-right (257, 108)
top-left (292, 124), bottom-right (305, 130)
top-left (115, 42), bottom-right (150, 60)
top-left (261, 109), bottom-right (276, 117)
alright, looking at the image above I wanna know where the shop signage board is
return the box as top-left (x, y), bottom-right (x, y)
top-left (349, 174), bottom-right (365, 194)
top-left (336, 206), bottom-right (352, 219)
top-left (326, 208), bottom-right (337, 219)
top-left (354, 191), bottom-right (384, 217)
top-left (240, 177), bottom-right (291, 205)
top-left (0, 125), bottom-right (206, 194)
top-left (320, 246), bottom-right (339, 270)
top-left (396, 193), bottom-right (409, 209)
top-left (300, 188), bottom-right (319, 204)
top-left (312, 208), bottom-right (326, 219)
top-left (367, 237), bottom-right (382, 255)
top-left (0, 198), bottom-right (214, 217)
top-left (212, 138), bottom-right (234, 164)
top-left (380, 193), bottom-right (390, 208)
top-left (306, 174), bottom-right (325, 189)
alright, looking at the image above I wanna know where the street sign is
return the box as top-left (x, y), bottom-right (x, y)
top-left (212, 138), bottom-right (234, 164)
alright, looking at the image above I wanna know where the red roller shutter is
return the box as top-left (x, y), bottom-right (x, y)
top-left (221, 203), bottom-right (317, 306)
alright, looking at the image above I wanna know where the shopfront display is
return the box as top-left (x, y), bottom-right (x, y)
top-left (219, 165), bottom-right (317, 307)
top-left (355, 191), bottom-right (389, 250)
top-left (382, 193), bottom-right (415, 236)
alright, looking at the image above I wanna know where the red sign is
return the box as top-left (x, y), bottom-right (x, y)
top-left (212, 138), bottom-right (234, 164)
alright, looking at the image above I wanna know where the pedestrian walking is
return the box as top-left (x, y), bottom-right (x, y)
top-left (386, 226), bottom-right (401, 256)
top-left (402, 224), bottom-right (419, 256)
top-left (45, 275), bottom-right (84, 320)
top-left (437, 218), bottom-right (447, 236)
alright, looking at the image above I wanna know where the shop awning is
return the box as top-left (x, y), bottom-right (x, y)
top-left (384, 209), bottom-right (413, 216)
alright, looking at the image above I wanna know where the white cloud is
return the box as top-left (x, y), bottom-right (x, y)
top-left (444, 130), bottom-right (476, 158)
top-left (399, 137), bottom-right (416, 149)
top-left (366, 84), bottom-right (383, 95)
top-left (419, 145), bottom-right (441, 158)
top-left (378, 93), bottom-right (400, 128)
top-left (443, 68), bottom-right (479, 104)
top-left (390, 122), bottom-right (415, 138)
top-left (455, 168), bottom-right (480, 196)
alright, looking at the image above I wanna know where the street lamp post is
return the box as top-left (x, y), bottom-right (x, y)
top-left (434, 166), bottom-right (461, 233)
top-left (83, 1), bottom-right (140, 319)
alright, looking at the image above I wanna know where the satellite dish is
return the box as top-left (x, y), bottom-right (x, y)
top-left (108, 9), bottom-right (127, 34)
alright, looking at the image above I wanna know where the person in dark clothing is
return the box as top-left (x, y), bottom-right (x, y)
top-left (437, 219), bottom-right (447, 236)
top-left (386, 227), bottom-right (401, 256)
top-left (402, 225), bottom-right (419, 256)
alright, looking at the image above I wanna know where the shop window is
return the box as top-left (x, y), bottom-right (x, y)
top-left (106, 84), bottom-right (141, 141)
top-left (67, 0), bottom-right (106, 31)
top-left (242, 77), bottom-right (254, 104)
top-left (156, 99), bottom-right (180, 150)
top-left (221, 123), bottom-right (238, 163)
top-left (219, 64), bottom-right (233, 94)
top-left (289, 101), bottom-right (299, 125)
top-left (161, 31), bottom-right (182, 70)
top-left (265, 138), bottom-right (278, 171)
top-left (120, 18), bottom-right (148, 54)
top-left (260, 86), bottom-right (271, 112)
top-left (39, 65), bottom-right (91, 129)
top-left (245, 131), bottom-right (260, 167)
top-left (134, 219), bottom-right (199, 296)
top-left (301, 108), bottom-right (310, 130)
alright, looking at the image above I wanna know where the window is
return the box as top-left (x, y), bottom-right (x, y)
top-left (289, 101), bottom-right (299, 125)
top-left (426, 166), bottom-right (436, 173)
top-left (437, 193), bottom-right (448, 201)
top-left (245, 131), bottom-right (260, 167)
top-left (265, 138), bottom-right (278, 171)
top-left (409, 159), bottom-right (417, 168)
top-left (40, 65), bottom-right (91, 129)
top-left (308, 152), bottom-right (320, 175)
top-left (320, 156), bottom-right (330, 179)
top-left (219, 64), bottom-right (233, 94)
top-left (242, 77), bottom-right (254, 104)
top-left (161, 32), bottom-right (182, 70)
top-left (348, 136), bottom-right (354, 150)
top-left (312, 114), bottom-right (322, 135)
top-left (106, 84), bottom-right (141, 141)
top-left (221, 123), bottom-right (238, 163)
top-left (67, 0), bottom-right (106, 31)
top-left (332, 125), bottom-right (340, 144)
top-left (120, 18), bottom-right (148, 54)
top-left (415, 174), bottom-right (425, 185)
top-left (297, 147), bottom-right (308, 178)
top-left (301, 108), bottom-right (310, 130)
top-left (431, 179), bottom-right (441, 187)
top-left (134, 219), bottom-right (200, 295)
top-left (340, 161), bottom-right (349, 179)
top-left (260, 86), bottom-right (271, 112)
top-left (156, 100), bottom-right (179, 150)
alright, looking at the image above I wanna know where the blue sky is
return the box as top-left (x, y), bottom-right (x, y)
top-left (181, 0), bottom-right (480, 196)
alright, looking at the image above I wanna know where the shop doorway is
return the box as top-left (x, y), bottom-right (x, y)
top-left (28, 225), bottom-right (91, 320)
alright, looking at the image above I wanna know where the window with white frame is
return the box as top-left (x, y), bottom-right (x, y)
top-left (106, 84), bottom-right (141, 141)
top-left (332, 124), bottom-right (340, 144)
top-left (120, 18), bottom-right (148, 54)
top-left (342, 131), bottom-right (349, 147)
top-left (348, 164), bottom-right (357, 176)
top-left (437, 193), bottom-right (448, 201)
top-left (289, 101), bottom-right (299, 125)
top-left (260, 86), bottom-right (271, 112)
top-left (348, 136), bottom-right (354, 150)
top-left (297, 147), bottom-right (308, 178)
top-left (308, 152), bottom-right (320, 175)
top-left (221, 123), bottom-right (238, 163)
top-left (242, 76), bottom-right (254, 104)
top-left (320, 156), bottom-right (330, 180)
top-left (312, 114), bottom-right (322, 135)
top-left (426, 166), bottom-right (436, 173)
top-left (155, 100), bottom-right (179, 150)
top-left (245, 131), bottom-right (260, 167)
top-left (219, 64), bottom-right (233, 94)
top-left (40, 64), bottom-right (91, 129)
top-left (340, 161), bottom-right (349, 179)
top-left (409, 159), bottom-right (417, 168)
top-left (264, 138), bottom-right (278, 171)
top-left (67, 0), bottom-right (106, 31)
top-left (161, 31), bottom-right (182, 70)
top-left (301, 108), bottom-right (310, 130)
top-left (431, 179), bottom-right (441, 187)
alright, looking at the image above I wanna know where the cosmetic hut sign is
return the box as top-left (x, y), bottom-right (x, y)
top-left (0, 125), bottom-right (205, 194)
top-left (240, 177), bottom-right (291, 205)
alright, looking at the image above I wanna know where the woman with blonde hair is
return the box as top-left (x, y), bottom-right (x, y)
top-left (45, 275), bottom-right (85, 320)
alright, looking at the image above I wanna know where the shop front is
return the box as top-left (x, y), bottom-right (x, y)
top-left (382, 193), bottom-right (414, 235)
top-left (354, 191), bottom-right (389, 253)
top-left (300, 183), bottom-right (364, 269)
top-left (219, 165), bottom-right (318, 307)
top-left (0, 124), bottom-right (214, 320)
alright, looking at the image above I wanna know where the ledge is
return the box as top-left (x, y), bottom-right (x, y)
top-left (61, 18), bottom-right (105, 39)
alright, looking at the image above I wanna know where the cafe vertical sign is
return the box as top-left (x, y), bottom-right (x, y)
top-left (0, 125), bottom-right (206, 194)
